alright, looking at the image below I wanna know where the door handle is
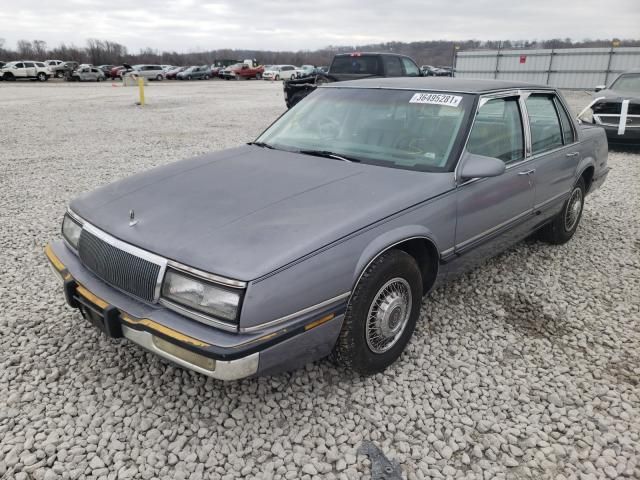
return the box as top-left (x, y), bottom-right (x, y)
top-left (518, 169), bottom-right (535, 175)
top-left (566, 152), bottom-right (579, 157)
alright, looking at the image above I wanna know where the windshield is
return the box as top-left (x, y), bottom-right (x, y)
top-left (257, 88), bottom-right (472, 172)
top-left (611, 74), bottom-right (640, 95)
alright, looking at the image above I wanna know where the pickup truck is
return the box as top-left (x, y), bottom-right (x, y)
top-left (220, 62), bottom-right (265, 80)
top-left (283, 52), bottom-right (422, 108)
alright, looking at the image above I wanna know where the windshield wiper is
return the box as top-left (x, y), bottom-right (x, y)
top-left (248, 141), bottom-right (275, 149)
top-left (298, 149), bottom-right (360, 163)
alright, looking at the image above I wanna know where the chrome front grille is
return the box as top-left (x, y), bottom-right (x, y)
top-left (78, 228), bottom-right (162, 302)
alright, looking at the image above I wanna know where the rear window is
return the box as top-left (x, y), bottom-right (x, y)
top-left (330, 56), bottom-right (380, 75)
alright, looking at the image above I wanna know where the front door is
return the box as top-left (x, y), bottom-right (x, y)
top-left (453, 94), bottom-right (535, 268)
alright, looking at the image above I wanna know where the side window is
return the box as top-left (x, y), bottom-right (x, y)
top-left (466, 97), bottom-right (524, 163)
top-left (14, 63), bottom-right (24, 68)
top-left (554, 98), bottom-right (576, 144)
top-left (525, 95), bottom-right (563, 154)
top-left (401, 58), bottom-right (420, 77)
top-left (383, 56), bottom-right (403, 77)
top-left (24, 62), bottom-right (35, 68)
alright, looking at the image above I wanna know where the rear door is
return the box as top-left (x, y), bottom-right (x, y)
top-left (454, 93), bottom-right (535, 261)
top-left (523, 92), bottom-right (580, 220)
top-left (382, 56), bottom-right (403, 77)
top-left (23, 62), bottom-right (36, 78)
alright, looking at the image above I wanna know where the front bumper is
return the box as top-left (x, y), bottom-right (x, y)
top-left (44, 242), bottom-right (344, 380)
top-left (601, 125), bottom-right (640, 144)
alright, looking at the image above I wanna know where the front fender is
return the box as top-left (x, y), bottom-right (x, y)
top-left (353, 225), bottom-right (440, 285)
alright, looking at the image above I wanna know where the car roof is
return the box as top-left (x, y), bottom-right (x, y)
top-left (326, 77), bottom-right (555, 94)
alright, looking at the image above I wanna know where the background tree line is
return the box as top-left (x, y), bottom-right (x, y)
top-left (1, 37), bottom-right (638, 68)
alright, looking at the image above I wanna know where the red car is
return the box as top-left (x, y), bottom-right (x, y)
top-left (165, 67), bottom-right (186, 80)
top-left (109, 65), bottom-right (128, 79)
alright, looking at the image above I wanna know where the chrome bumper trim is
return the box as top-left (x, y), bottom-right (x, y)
top-left (121, 325), bottom-right (260, 380)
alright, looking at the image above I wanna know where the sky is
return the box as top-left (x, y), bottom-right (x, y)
top-left (0, 0), bottom-right (638, 52)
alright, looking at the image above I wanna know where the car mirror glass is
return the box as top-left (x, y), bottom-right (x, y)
top-left (459, 152), bottom-right (506, 180)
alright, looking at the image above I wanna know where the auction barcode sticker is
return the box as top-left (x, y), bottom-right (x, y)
top-left (409, 93), bottom-right (462, 107)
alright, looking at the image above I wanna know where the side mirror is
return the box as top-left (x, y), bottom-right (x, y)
top-left (594, 85), bottom-right (606, 92)
top-left (459, 152), bottom-right (506, 180)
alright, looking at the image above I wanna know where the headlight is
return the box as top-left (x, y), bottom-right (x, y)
top-left (161, 269), bottom-right (241, 322)
top-left (62, 213), bottom-right (82, 249)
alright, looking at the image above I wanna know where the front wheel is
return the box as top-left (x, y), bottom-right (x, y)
top-left (332, 250), bottom-right (423, 375)
top-left (538, 177), bottom-right (586, 245)
top-left (37, 72), bottom-right (47, 82)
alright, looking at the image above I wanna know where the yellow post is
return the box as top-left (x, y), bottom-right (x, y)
top-left (138, 77), bottom-right (145, 106)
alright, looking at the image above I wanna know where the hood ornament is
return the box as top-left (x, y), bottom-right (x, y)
top-left (129, 209), bottom-right (138, 227)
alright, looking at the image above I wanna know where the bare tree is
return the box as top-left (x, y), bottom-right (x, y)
top-left (16, 40), bottom-right (34, 58)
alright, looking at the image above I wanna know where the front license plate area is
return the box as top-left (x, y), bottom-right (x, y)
top-left (78, 301), bottom-right (123, 339)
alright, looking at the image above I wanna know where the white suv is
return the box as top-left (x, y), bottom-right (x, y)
top-left (1, 61), bottom-right (51, 81)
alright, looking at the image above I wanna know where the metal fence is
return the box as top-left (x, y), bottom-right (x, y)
top-left (454, 47), bottom-right (640, 89)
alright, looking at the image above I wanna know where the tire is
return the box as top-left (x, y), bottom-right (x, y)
top-left (55, 71), bottom-right (63, 78)
top-left (204, 75), bottom-right (210, 80)
top-left (255, 73), bottom-right (262, 80)
top-left (538, 177), bottom-right (586, 245)
top-left (187, 75), bottom-right (192, 80)
top-left (332, 250), bottom-right (423, 375)
top-left (156, 74), bottom-right (163, 81)
top-left (275, 75), bottom-right (280, 81)
top-left (37, 72), bottom-right (47, 82)
top-left (4, 73), bottom-right (15, 81)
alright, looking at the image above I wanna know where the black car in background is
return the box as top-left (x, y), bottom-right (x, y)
top-left (421, 65), bottom-right (453, 77)
top-left (97, 65), bottom-right (115, 77)
top-left (283, 52), bottom-right (422, 108)
top-left (580, 70), bottom-right (640, 145)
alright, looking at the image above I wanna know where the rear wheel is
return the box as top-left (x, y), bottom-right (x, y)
top-left (255, 73), bottom-right (262, 80)
top-left (275, 74), bottom-right (280, 81)
top-left (332, 250), bottom-right (422, 375)
top-left (156, 74), bottom-right (163, 81)
top-left (204, 75), bottom-right (210, 80)
top-left (37, 72), bottom-right (47, 82)
top-left (539, 178), bottom-right (585, 245)
top-left (187, 75), bottom-right (192, 80)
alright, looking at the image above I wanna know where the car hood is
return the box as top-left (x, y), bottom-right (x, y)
top-left (593, 89), bottom-right (640, 103)
top-left (70, 145), bottom-right (453, 281)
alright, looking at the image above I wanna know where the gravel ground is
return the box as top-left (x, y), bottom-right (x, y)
top-left (0, 82), bottom-right (638, 480)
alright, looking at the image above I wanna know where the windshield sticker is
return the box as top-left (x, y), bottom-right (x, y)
top-left (409, 93), bottom-right (462, 107)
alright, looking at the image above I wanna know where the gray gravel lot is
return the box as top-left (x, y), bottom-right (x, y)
top-left (0, 81), bottom-right (638, 480)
